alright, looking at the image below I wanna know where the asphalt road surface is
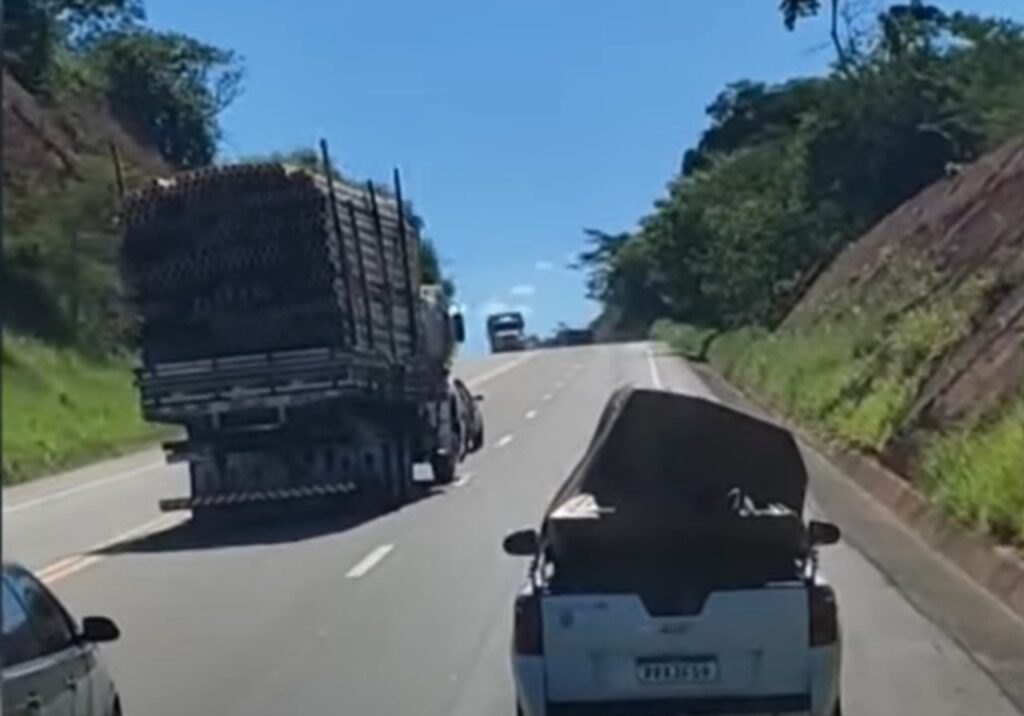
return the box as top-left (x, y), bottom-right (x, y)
top-left (4, 344), bottom-right (1022, 715)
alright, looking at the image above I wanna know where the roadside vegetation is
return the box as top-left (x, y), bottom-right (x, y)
top-left (2, 1), bottom-right (458, 483)
top-left (585, 3), bottom-right (1024, 545)
top-left (2, 335), bottom-right (171, 483)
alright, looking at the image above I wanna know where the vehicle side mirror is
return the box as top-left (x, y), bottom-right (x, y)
top-left (473, 394), bottom-right (484, 402)
top-left (503, 528), bottom-right (539, 557)
top-left (808, 520), bottom-right (841, 547)
top-left (452, 313), bottom-right (466, 344)
top-left (80, 616), bottom-right (120, 643)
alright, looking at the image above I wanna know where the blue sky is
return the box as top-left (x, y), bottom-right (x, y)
top-left (146, 0), bottom-right (1021, 354)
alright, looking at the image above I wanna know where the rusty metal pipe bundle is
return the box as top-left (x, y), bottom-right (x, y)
top-left (121, 162), bottom-right (423, 364)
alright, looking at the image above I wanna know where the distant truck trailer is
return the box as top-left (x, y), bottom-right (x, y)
top-left (486, 312), bottom-right (527, 353)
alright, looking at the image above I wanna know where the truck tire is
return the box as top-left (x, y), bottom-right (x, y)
top-left (431, 452), bottom-right (457, 485)
top-left (383, 432), bottom-right (415, 510)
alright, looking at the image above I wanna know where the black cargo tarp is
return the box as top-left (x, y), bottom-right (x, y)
top-left (540, 387), bottom-right (810, 566)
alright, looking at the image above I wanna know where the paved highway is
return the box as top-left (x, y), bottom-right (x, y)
top-left (4, 344), bottom-right (1022, 715)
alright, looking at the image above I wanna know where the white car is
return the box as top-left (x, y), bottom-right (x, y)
top-left (2, 561), bottom-right (123, 716)
top-left (505, 520), bottom-right (842, 716)
top-left (505, 387), bottom-right (844, 716)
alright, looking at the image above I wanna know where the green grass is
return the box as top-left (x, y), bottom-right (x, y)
top-left (652, 273), bottom-right (1021, 545)
top-left (921, 401), bottom-right (1024, 545)
top-left (2, 334), bottom-right (168, 484)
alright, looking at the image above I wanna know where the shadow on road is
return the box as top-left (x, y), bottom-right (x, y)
top-left (95, 485), bottom-right (443, 554)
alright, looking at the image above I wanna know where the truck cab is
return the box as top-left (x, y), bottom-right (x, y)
top-left (487, 312), bottom-right (527, 353)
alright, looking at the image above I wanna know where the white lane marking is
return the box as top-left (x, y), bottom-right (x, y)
top-left (4, 462), bottom-right (164, 515)
top-left (525, 409), bottom-right (538, 421)
top-left (464, 353), bottom-right (536, 389)
top-left (646, 345), bottom-right (663, 389)
top-left (454, 472), bottom-right (475, 487)
top-left (39, 512), bottom-right (185, 585)
top-left (573, 363), bottom-right (583, 370)
top-left (541, 393), bottom-right (553, 402)
top-left (554, 380), bottom-right (564, 389)
top-left (496, 434), bottom-right (515, 448)
top-left (346, 544), bottom-right (395, 579)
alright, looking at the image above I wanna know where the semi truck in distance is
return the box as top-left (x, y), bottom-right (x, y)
top-left (120, 153), bottom-right (479, 520)
top-left (486, 311), bottom-right (527, 353)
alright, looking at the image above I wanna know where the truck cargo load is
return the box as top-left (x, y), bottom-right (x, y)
top-left (540, 387), bottom-right (809, 571)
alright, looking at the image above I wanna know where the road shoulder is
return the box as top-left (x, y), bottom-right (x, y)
top-left (649, 347), bottom-right (1024, 711)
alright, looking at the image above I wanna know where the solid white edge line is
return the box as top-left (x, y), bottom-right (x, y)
top-left (5, 462), bottom-right (165, 515)
top-left (346, 544), bottom-right (395, 579)
top-left (646, 345), bottom-right (664, 389)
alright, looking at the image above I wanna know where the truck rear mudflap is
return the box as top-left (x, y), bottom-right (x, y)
top-left (541, 587), bottom-right (812, 707)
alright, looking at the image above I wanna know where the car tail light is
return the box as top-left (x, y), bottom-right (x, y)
top-left (809, 584), bottom-right (838, 646)
top-left (514, 593), bottom-right (543, 655)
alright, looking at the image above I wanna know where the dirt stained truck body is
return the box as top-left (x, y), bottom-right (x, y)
top-left (120, 160), bottom-right (476, 517)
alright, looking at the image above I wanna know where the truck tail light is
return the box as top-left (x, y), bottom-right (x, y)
top-left (809, 584), bottom-right (838, 646)
top-left (514, 593), bottom-right (544, 655)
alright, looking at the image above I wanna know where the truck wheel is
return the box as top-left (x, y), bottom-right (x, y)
top-left (431, 452), bottom-right (457, 485)
top-left (385, 435), bottom-right (414, 509)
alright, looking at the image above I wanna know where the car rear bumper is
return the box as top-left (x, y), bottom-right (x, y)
top-left (544, 694), bottom-right (811, 715)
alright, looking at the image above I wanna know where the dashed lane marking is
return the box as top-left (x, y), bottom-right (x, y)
top-left (346, 544), bottom-right (395, 579)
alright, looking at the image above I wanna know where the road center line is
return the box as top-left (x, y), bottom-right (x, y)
top-left (541, 392), bottom-right (553, 402)
top-left (346, 544), bottom-right (395, 578)
top-left (4, 462), bottom-right (165, 515)
top-left (525, 409), bottom-right (538, 420)
top-left (39, 512), bottom-right (185, 585)
top-left (496, 434), bottom-right (515, 448)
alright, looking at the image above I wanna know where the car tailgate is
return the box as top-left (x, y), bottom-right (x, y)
top-left (542, 585), bottom-right (809, 704)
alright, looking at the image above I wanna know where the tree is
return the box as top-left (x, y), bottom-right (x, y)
top-left (582, 7), bottom-right (1024, 337)
top-left (90, 29), bottom-right (243, 167)
top-left (3, 0), bottom-right (144, 92)
top-left (780, 0), bottom-right (849, 67)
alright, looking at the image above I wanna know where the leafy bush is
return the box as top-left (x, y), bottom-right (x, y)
top-left (922, 400), bottom-right (1024, 544)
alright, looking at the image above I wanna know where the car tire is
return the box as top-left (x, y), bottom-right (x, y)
top-left (833, 700), bottom-right (842, 716)
top-left (112, 696), bottom-right (123, 716)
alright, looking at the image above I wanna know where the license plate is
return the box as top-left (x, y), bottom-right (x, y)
top-left (635, 657), bottom-right (719, 685)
